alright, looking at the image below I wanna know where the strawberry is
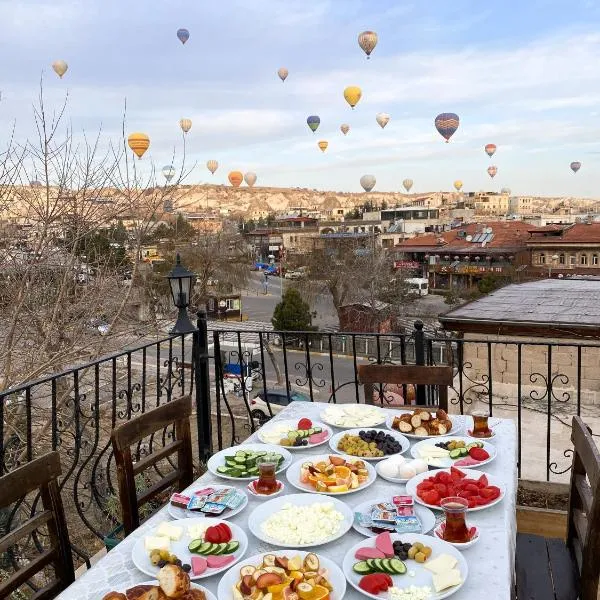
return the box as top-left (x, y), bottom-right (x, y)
top-left (298, 418), bottom-right (312, 430)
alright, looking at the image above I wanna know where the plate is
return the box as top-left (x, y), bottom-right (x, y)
top-left (247, 493), bottom-right (354, 548)
top-left (352, 498), bottom-right (437, 537)
top-left (385, 410), bottom-right (463, 439)
top-left (218, 551), bottom-right (347, 600)
top-left (131, 517), bottom-right (248, 580)
top-left (343, 532), bottom-right (468, 600)
top-left (320, 404), bottom-right (386, 429)
top-left (207, 443), bottom-right (293, 481)
top-left (168, 484), bottom-right (249, 520)
top-left (246, 480), bottom-right (285, 498)
top-left (406, 468), bottom-right (505, 512)
top-left (111, 580), bottom-right (217, 600)
top-left (434, 523), bottom-right (481, 550)
top-left (410, 436), bottom-right (497, 469)
top-left (328, 428), bottom-right (410, 461)
top-left (286, 453), bottom-right (377, 496)
top-left (257, 420), bottom-right (333, 449)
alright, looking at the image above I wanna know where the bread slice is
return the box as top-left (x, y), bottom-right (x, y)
top-left (158, 564), bottom-right (191, 598)
top-left (102, 593), bottom-right (127, 600)
top-left (125, 585), bottom-right (162, 600)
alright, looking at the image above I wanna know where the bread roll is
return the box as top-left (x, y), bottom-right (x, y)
top-left (158, 564), bottom-right (191, 598)
top-left (125, 585), bottom-right (162, 600)
top-left (102, 593), bottom-right (127, 600)
top-left (182, 590), bottom-right (207, 600)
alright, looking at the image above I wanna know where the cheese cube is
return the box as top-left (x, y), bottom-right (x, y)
top-left (423, 554), bottom-right (458, 575)
top-left (432, 568), bottom-right (463, 592)
top-left (157, 522), bottom-right (183, 541)
top-left (144, 535), bottom-right (170, 551)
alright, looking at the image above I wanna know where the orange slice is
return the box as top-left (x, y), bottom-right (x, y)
top-left (312, 585), bottom-right (330, 600)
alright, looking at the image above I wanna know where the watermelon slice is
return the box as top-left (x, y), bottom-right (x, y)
top-left (206, 554), bottom-right (235, 569)
top-left (355, 547), bottom-right (386, 560)
top-left (191, 556), bottom-right (207, 575)
top-left (374, 531), bottom-right (394, 557)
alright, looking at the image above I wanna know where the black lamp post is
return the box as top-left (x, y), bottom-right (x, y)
top-left (166, 253), bottom-right (196, 333)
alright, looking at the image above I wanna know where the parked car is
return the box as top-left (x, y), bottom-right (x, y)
top-left (250, 389), bottom-right (310, 424)
top-left (284, 270), bottom-right (304, 280)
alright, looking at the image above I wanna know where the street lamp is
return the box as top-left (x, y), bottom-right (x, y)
top-left (166, 253), bottom-right (196, 333)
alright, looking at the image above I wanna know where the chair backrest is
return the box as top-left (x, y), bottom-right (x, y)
top-left (111, 395), bottom-right (194, 535)
top-left (357, 364), bottom-right (453, 412)
top-left (0, 451), bottom-right (75, 599)
top-left (567, 416), bottom-right (600, 600)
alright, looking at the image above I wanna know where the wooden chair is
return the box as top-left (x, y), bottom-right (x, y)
top-left (515, 416), bottom-right (600, 600)
top-left (357, 364), bottom-right (452, 412)
top-left (111, 395), bottom-right (194, 535)
top-left (0, 451), bottom-right (75, 599)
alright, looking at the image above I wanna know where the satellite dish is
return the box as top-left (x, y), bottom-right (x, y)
top-left (485, 227), bottom-right (493, 234)
top-left (465, 235), bottom-right (473, 242)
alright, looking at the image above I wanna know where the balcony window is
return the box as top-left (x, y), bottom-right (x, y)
top-left (559, 253), bottom-right (566, 265)
top-left (593, 254), bottom-right (599, 266)
top-left (539, 253), bottom-right (546, 265)
top-left (569, 255), bottom-right (576, 266)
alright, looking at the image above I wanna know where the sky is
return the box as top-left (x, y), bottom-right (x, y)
top-left (2, 0), bottom-right (600, 197)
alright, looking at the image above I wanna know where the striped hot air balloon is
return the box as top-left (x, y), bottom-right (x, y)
top-left (360, 174), bottom-right (376, 192)
top-left (277, 67), bottom-right (288, 82)
top-left (340, 124), bottom-right (350, 135)
top-left (435, 113), bottom-right (460, 142)
top-left (206, 160), bottom-right (218, 175)
top-left (244, 172), bottom-right (257, 187)
top-left (485, 143), bottom-right (497, 157)
top-left (571, 161), bottom-right (581, 173)
top-left (403, 179), bottom-right (413, 192)
top-left (487, 166), bottom-right (498, 179)
top-left (228, 171), bottom-right (243, 187)
top-left (179, 119), bottom-right (192, 134)
top-left (162, 165), bottom-right (176, 182)
top-left (358, 31), bottom-right (378, 59)
top-left (318, 140), bottom-right (328, 152)
top-left (307, 115), bottom-right (320, 133)
top-left (127, 133), bottom-right (150, 159)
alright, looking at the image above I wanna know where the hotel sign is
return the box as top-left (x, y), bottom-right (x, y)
top-left (394, 261), bottom-right (420, 270)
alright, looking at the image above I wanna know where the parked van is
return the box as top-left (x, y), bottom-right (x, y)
top-left (406, 277), bottom-right (429, 296)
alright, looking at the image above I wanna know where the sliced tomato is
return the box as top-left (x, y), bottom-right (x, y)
top-left (477, 474), bottom-right (489, 488)
top-left (467, 496), bottom-right (479, 508)
top-left (417, 480), bottom-right (434, 491)
top-left (433, 483), bottom-right (448, 496)
top-left (437, 471), bottom-right (452, 484)
top-left (457, 489), bottom-right (475, 498)
top-left (464, 483), bottom-right (480, 494)
top-left (421, 490), bottom-right (441, 505)
top-left (450, 466), bottom-right (466, 480)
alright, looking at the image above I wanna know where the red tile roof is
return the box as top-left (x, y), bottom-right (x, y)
top-left (527, 222), bottom-right (600, 244)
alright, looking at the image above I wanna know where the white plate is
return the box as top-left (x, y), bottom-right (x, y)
top-left (328, 428), bottom-right (410, 461)
top-left (410, 436), bottom-right (497, 469)
top-left (406, 468), bottom-right (505, 512)
top-left (386, 410), bottom-right (463, 439)
top-left (352, 498), bottom-right (437, 537)
top-left (207, 443), bottom-right (293, 481)
top-left (434, 523), bottom-right (481, 550)
top-left (132, 517), bottom-right (248, 580)
top-left (257, 420), bottom-right (333, 449)
top-left (375, 457), bottom-right (420, 484)
top-left (218, 551), bottom-right (347, 600)
top-left (343, 532), bottom-right (468, 600)
top-left (168, 484), bottom-right (249, 520)
top-left (111, 580), bottom-right (217, 600)
top-left (286, 453), bottom-right (377, 496)
top-left (321, 404), bottom-right (386, 429)
top-left (248, 493), bottom-right (354, 548)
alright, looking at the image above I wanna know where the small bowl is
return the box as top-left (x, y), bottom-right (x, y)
top-left (246, 480), bottom-right (285, 498)
top-left (434, 523), bottom-right (480, 549)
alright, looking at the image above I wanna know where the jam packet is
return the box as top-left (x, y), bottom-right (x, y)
top-left (170, 493), bottom-right (191, 509)
top-left (371, 509), bottom-right (397, 524)
top-left (393, 495), bottom-right (415, 516)
top-left (223, 490), bottom-right (245, 509)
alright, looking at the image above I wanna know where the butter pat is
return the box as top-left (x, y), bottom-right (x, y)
top-left (156, 522), bottom-right (183, 541)
top-left (432, 568), bottom-right (463, 592)
top-left (423, 554), bottom-right (457, 575)
top-left (144, 535), bottom-right (170, 551)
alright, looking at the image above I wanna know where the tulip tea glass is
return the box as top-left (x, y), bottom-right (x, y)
top-left (440, 497), bottom-right (470, 543)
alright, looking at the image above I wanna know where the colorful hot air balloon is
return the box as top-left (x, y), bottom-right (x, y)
top-left (318, 140), bottom-right (328, 153)
top-left (52, 60), bottom-right (68, 78)
top-left (376, 113), bottom-right (390, 129)
top-left (571, 161), bottom-right (581, 173)
top-left (403, 179), bottom-right (413, 192)
top-left (487, 166), bottom-right (498, 179)
top-left (277, 67), bottom-right (288, 82)
top-left (162, 165), bottom-right (176, 182)
top-left (435, 113), bottom-right (460, 142)
top-left (127, 133), bottom-right (150, 159)
top-left (228, 171), bottom-right (243, 187)
top-left (344, 86), bottom-right (362, 109)
top-left (177, 29), bottom-right (190, 44)
top-left (340, 124), bottom-right (350, 136)
top-left (358, 31), bottom-right (378, 59)
top-left (179, 119), bottom-right (192, 134)
top-left (454, 180), bottom-right (463, 192)
top-left (307, 115), bottom-right (320, 133)
top-left (244, 172), bottom-right (257, 187)
top-left (485, 144), bottom-right (497, 157)
top-left (360, 174), bottom-right (376, 192)
top-left (206, 160), bottom-right (218, 175)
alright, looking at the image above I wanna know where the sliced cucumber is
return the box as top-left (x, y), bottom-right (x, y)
top-left (389, 558), bottom-right (407, 574)
top-left (366, 559), bottom-right (378, 571)
top-left (353, 561), bottom-right (372, 575)
top-left (198, 542), bottom-right (212, 554)
top-left (216, 465), bottom-right (229, 474)
top-left (312, 427), bottom-right (322, 434)
top-left (459, 447), bottom-right (468, 457)
top-left (188, 539), bottom-right (203, 553)
top-left (449, 448), bottom-right (462, 459)
top-left (225, 541), bottom-right (240, 554)
top-left (373, 559), bottom-right (386, 572)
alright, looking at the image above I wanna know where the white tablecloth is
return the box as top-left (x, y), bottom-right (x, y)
top-left (57, 402), bottom-right (518, 600)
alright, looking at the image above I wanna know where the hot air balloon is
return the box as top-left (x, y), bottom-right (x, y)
top-left (179, 119), bottom-right (192, 134)
top-left (162, 165), bottom-right (176, 182)
top-left (571, 161), bottom-right (581, 173)
top-left (485, 143), bottom-right (497, 157)
top-left (52, 60), bottom-right (68, 78)
top-left (340, 124), bottom-right (350, 136)
top-left (360, 175), bottom-right (376, 192)
top-left (403, 179), bottom-right (413, 192)
top-left (228, 171), bottom-right (243, 187)
top-left (454, 180), bottom-right (463, 192)
top-left (376, 113), bottom-right (390, 129)
top-left (487, 166), bottom-right (498, 179)
top-left (207, 160), bottom-right (218, 175)
top-left (127, 133), bottom-right (150, 159)
top-left (177, 29), bottom-right (190, 44)
top-left (344, 86), bottom-right (362, 109)
top-left (358, 31), bottom-right (378, 59)
top-left (318, 141), bottom-right (328, 153)
top-left (244, 172), bottom-right (257, 187)
top-left (277, 67), bottom-right (288, 82)
top-left (307, 115), bottom-right (320, 133)
top-left (435, 113), bottom-right (460, 142)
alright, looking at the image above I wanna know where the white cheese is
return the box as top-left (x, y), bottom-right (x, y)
top-left (389, 585), bottom-right (432, 600)
top-left (188, 522), bottom-right (210, 540)
top-left (417, 447), bottom-right (450, 458)
top-left (322, 405), bottom-right (383, 427)
top-left (432, 568), bottom-right (463, 593)
top-left (144, 536), bottom-right (170, 551)
top-left (157, 522), bottom-right (183, 541)
top-left (260, 423), bottom-right (294, 444)
top-left (260, 501), bottom-right (344, 545)
top-left (423, 553), bottom-right (458, 575)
